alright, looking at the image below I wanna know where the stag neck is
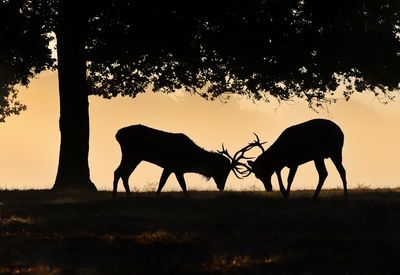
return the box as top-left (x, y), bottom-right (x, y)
top-left (256, 146), bottom-right (286, 171)
top-left (183, 150), bottom-right (220, 178)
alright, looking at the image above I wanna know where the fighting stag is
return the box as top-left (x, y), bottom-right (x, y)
top-left (242, 119), bottom-right (348, 199)
top-left (113, 125), bottom-right (233, 197)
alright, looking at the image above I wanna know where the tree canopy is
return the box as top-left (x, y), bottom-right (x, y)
top-left (0, 0), bottom-right (53, 121)
top-left (2, 0), bottom-right (399, 112)
top-left (85, 0), bottom-right (400, 105)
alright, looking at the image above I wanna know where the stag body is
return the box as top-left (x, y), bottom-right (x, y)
top-left (113, 125), bottom-right (231, 197)
top-left (248, 119), bottom-right (347, 199)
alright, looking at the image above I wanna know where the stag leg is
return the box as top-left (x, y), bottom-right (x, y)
top-left (276, 170), bottom-right (288, 198)
top-left (331, 155), bottom-right (348, 200)
top-left (113, 160), bottom-right (137, 197)
top-left (175, 173), bottom-right (188, 196)
top-left (114, 160), bottom-right (140, 197)
top-left (113, 167), bottom-right (121, 197)
top-left (156, 169), bottom-right (172, 195)
top-left (286, 166), bottom-right (298, 198)
top-left (313, 159), bottom-right (328, 200)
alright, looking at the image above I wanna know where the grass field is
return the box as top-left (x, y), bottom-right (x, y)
top-left (0, 189), bottom-right (399, 274)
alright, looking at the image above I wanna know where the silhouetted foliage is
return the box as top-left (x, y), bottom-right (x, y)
top-left (3, 0), bottom-right (400, 110)
top-left (0, 0), bottom-right (53, 121)
top-left (85, 0), bottom-right (400, 105)
top-left (1, 0), bottom-right (399, 189)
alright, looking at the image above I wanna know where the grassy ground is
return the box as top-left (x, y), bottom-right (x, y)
top-left (0, 189), bottom-right (399, 274)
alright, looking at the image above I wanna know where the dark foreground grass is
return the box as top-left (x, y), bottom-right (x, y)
top-left (0, 189), bottom-right (399, 274)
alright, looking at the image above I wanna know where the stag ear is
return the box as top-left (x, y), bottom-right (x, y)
top-left (247, 160), bottom-right (255, 168)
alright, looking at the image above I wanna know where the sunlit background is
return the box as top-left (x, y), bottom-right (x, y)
top-left (0, 70), bottom-right (399, 192)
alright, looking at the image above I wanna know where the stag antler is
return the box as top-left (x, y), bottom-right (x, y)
top-left (218, 133), bottom-right (266, 179)
top-left (248, 133), bottom-right (266, 153)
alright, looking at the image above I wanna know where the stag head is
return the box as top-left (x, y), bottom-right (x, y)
top-left (213, 154), bottom-right (232, 191)
top-left (247, 160), bottom-right (274, 191)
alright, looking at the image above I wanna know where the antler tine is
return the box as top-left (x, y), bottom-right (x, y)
top-left (231, 166), bottom-right (249, 179)
top-left (232, 143), bottom-right (254, 161)
top-left (231, 167), bottom-right (244, 179)
top-left (231, 163), bottom-right (253, 179)
top-left (253, 132), bottom-right (259, 141)
top-left (235, 162), bottom-right (253, 174)
top-left (256, 135), bottom-right (268, 147)
top-left (232, 169), bottom-right (252, 179)
top-left (232, 148), bottom-right (246, 162)
top-left (232, 133), bottom-right (265, 162)
top-left (251, 132), bottom-right (266, 152)
top-left (218, 143), bottom-right (234, 161)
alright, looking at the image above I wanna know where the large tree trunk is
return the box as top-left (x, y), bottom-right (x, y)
top-left (52, 1), bottom-right (96, 191)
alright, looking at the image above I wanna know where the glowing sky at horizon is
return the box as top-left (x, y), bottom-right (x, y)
top-left (0, 70), bottom-right (399, 192)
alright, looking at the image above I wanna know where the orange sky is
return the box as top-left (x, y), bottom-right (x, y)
top-left (0, 70), bottom-right (399, 192)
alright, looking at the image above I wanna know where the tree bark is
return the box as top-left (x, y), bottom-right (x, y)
top-left (52, 1), bottom-right (96, 191)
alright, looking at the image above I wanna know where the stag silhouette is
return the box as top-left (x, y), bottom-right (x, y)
top-left (113, 125), bottom-right (241, 197)
top-left (224, 119), bottom-right (348, 199)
